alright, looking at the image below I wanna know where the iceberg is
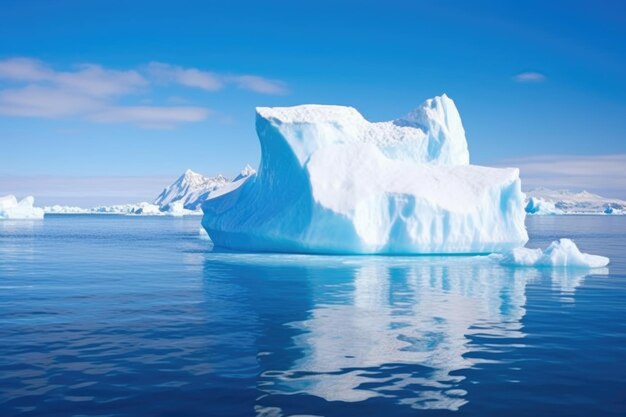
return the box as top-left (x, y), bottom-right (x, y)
top-left (0, 195), bottom-right (45, 220)
top-left (493, 239), bottom-right (609, 268)
top-left (202, 95), bottom-right (529, 254)
top-left (525, 196), bottom-right (563, 215)
top-left (44, 205), bottom-right (91, 214)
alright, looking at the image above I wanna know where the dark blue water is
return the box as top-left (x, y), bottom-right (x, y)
top-left (0, 215), bottom-right (625, 417)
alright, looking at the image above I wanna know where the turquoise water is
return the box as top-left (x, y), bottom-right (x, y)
top-left (0, 215), bottom-right (625, 416)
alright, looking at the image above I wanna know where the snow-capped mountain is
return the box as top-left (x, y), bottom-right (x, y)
top-left (154, 169), bottom-right (229, 210)
top-left (42, 166), bottom-right (257, 216)
top-left (154, 166), bottom-right (256, 211)
top-left (525, 189), bottom-right (625, 215)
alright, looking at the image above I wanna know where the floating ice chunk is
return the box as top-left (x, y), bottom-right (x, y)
top-left (525, 197), bottom-right (562, 215)
top-left (44, 205), bottom-right (91, 214)
top-left (91, 202), bottom-right (163, 215)
top-left (202, 95), bottom-right (528, 254)
top-left (0, 195), bottom-right (45, 220)
top-left (495, 239), bottom-right (609, 268)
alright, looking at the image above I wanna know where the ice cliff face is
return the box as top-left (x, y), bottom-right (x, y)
top-left (202, 95), bottom-right (529, 254)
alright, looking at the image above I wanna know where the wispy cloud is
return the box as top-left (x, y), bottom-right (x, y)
top-left (0, 57), bottom-right (147, 95)
top-left (228, 74), bottom-right (287, 95)
top-left (89, 106), bottom-right (210, 129)
top-left (0, 85), bottom-right (102, 118)
top-left (0, 57), bottom-right (289, 128)
top-left (496, 154), bottom-right (626, 198)
top-left (146, 62), bottom-right (222, 91)
top-left (146, 62), bottom-right (288, 95)
top-left (513, 71), bottom-right (546, 83)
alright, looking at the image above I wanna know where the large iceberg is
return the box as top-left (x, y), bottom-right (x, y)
top-left (0, 195), bottom-right (45, 220)
top-left (202, 95), bottom-right (529, 254)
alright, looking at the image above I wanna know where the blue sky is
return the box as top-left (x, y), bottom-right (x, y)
top-left (1, 0), bottom-right (625, 204)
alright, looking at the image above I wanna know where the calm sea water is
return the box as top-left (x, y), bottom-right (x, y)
top-left (0, 215), bottom-right (625, 417)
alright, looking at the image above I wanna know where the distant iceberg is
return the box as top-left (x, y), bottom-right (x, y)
top-left (0, 195), bottom-right (44, 220)
top-left (493, 239), bottom-right (609, 268)
top-left (202, 95), bottom-right (529, 254)
top-left (45, 201), bottom-right (199, 216)
top-left (525, 189), bottom-right (625, 215)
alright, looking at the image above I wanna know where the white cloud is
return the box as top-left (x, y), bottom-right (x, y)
top-left (513, 72), bottom-right (546, 83)
top-left (0, 57), bottom-right (51, 81)
top-left (54, 64), bottom-right (147, 97)
top-left (228, 74), bottom-right (288, 95)
top-left (0, 58), bottom-right (147, 96)
top-left (0, 85), bottom-right (102, 118)
top-left (0, 57), bottom-right (289, 128)
top-left (496, 154), bottom-right (626, 198)
top-left (146, 62), bottom-right (222, 91)
top-left (146, 61), bottom-right (288, 95)
top-left (89, 106), bottom-right (210, 129)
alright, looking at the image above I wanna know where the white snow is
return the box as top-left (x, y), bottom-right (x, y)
top-left (525, 189), bottom-right (625, 215)
top-left (0, 195), bottom-right (44, 220)
top-left (493, 239), bottom-right (609, 268)
top-left (202, 95), bottom-right (529, 254)
top-left (154, 169), bottom-right (229, 210)
top-left (255, 94), bottom-right (469, 167)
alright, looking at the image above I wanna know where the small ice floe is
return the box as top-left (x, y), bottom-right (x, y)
top-left (0, 195), bottom-right (45, 220)
top-left (492, 238), bottom-right (609, 268)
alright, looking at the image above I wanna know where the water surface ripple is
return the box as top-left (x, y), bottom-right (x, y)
top-left (0, 215), bottom-right (625, 416)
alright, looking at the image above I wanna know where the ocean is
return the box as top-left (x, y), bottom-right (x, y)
top-left (1, 215), bottom-right (625, 416)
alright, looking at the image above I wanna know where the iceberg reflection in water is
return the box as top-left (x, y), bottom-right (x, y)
top-left (1, 216), bottom-right (622, 417)
top-left (200, 253), bottom-right (601, 413)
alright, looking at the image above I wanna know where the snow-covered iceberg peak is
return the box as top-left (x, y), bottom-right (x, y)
top-left (202, 95), bottom-right (528, 254)
top-left (395, 94), bottom-right (469, 165)
top-left (255, 94), bottom-right (469, 167)
top-left (0, 195), bottom-right (45, 220)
